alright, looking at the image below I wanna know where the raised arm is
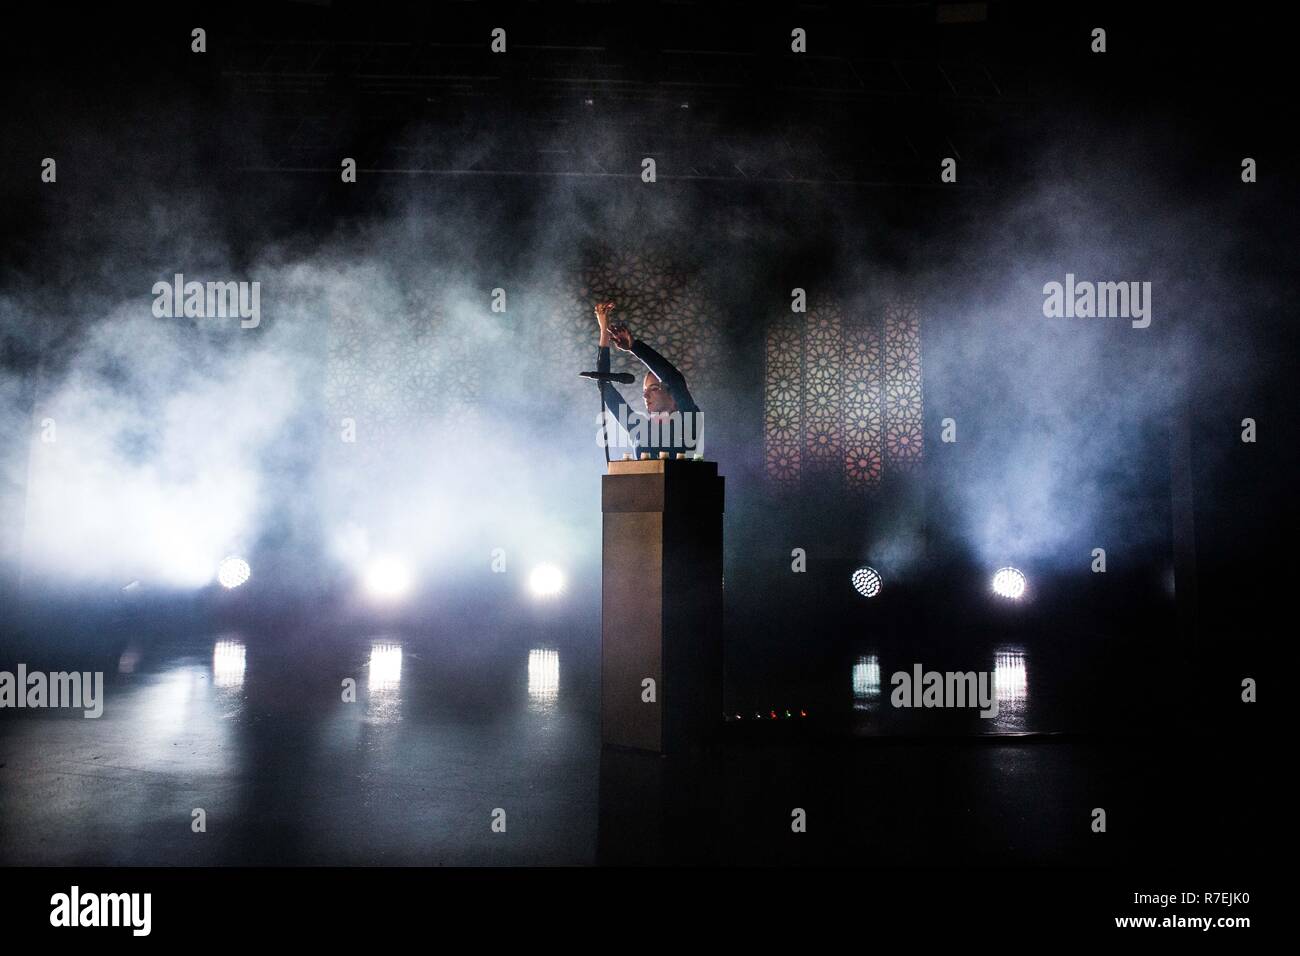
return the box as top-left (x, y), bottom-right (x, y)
top-left (608, 326), bottom-right (700, 415)
top-left (630, 339), bottom-right (698, 414)
top-left (594, 301), bottom-right (632, 425)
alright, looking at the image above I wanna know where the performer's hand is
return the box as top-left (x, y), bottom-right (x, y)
top-left (608, 323), bottom-right (634, 351)
top-left (593, 300), bottom-right (615, 332)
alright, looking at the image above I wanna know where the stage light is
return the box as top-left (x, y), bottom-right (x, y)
top-left (529, 563), bottom-right (565, 598)
top-left (851, 566), bottom-right (883, 598)
top-left (217, 556), bottom-right (251, 589)
top-left (163, 550), bottom-right (215, 588)
top-left (365, 557), bottom-right (412, 599)
top-left (991, 566), bottom-right (1027, 599)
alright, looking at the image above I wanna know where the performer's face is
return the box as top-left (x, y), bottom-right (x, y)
top-left (643, 373), bottom-right (676, 415)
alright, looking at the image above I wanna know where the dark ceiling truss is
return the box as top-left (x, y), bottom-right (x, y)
top-left (223, 36), bottom-right (1036, 187)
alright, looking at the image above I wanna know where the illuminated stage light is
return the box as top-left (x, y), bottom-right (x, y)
top-left (365, 557), bottom-right (412, 599)
top-left (851, 566), bottom-right (883, 598)
top-left (991, 566), bottom-right (1027, 600)
top-left (217, 556), bottom-right (251, 590)
top-left (167, 552), bottom-right (215, 588)
top-left (529, 563), bottom-right (565, 598)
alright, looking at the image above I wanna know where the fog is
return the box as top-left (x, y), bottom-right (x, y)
top-left (0, 102), bottom-right (1276, 602)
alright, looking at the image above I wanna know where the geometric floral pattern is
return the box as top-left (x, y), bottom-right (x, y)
top-left (882, 300), bottom-right (924, 471)
top-left (764, 298), bottom-right (923, 490)
top-left (548, 247), bottom-right (720, 400)
top-left (844, 318), bottom-right (884, 487)
top-left (324, 283), bottom-right (480, 457)
top-left (803, 302), bottom-right (845, 473)
top-left (763, 316), bottom-right (803, 487)
top-left (324, 248), bottom-right (719, 459)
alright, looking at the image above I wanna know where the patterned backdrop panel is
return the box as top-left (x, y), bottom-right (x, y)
top-left (548, 247), bottom-right (721, 402)
top-left (324, 282), bottom-right (481, 457)
top-left (844, 319), bottom-right (884, 488)
top-left (882, 301), bottom-right (924, 473)
top-left (803, 302), bottom-right (846, 474)
top-left (763, 299), bottom-right (923, 492)
top-left (764, 316), bottom-right (803, 488)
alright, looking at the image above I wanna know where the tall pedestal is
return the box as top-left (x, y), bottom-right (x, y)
top-left (601, 458), bottom-right (724, 753)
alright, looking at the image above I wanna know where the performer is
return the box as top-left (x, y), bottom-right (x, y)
top-left (594, 300), bottom-right (702, 459)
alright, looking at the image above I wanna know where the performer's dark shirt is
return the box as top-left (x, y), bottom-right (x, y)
top-left (597, 340), bottom-right (703, 459)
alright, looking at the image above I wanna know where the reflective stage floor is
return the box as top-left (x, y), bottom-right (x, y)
top-left (0, 622), bottom-right (1264, 867)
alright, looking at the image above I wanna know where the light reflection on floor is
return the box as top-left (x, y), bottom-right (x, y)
top-left (116, 659), bottom-right (237, 777)
top-left (213, 638), bottom-right (247, 691)
top-left (0, 629), bottom-right (1151, 866)
top-left (852, 654), bottom-right (881, 711)
top-left (366, 641), bottom-right (403, 724)
top-left (527, 648), bottom-right (560, 710)
top-left (846, 647), bottom-right (1031, 732)
top-left (991, 648), bottom-right (1029, 732)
